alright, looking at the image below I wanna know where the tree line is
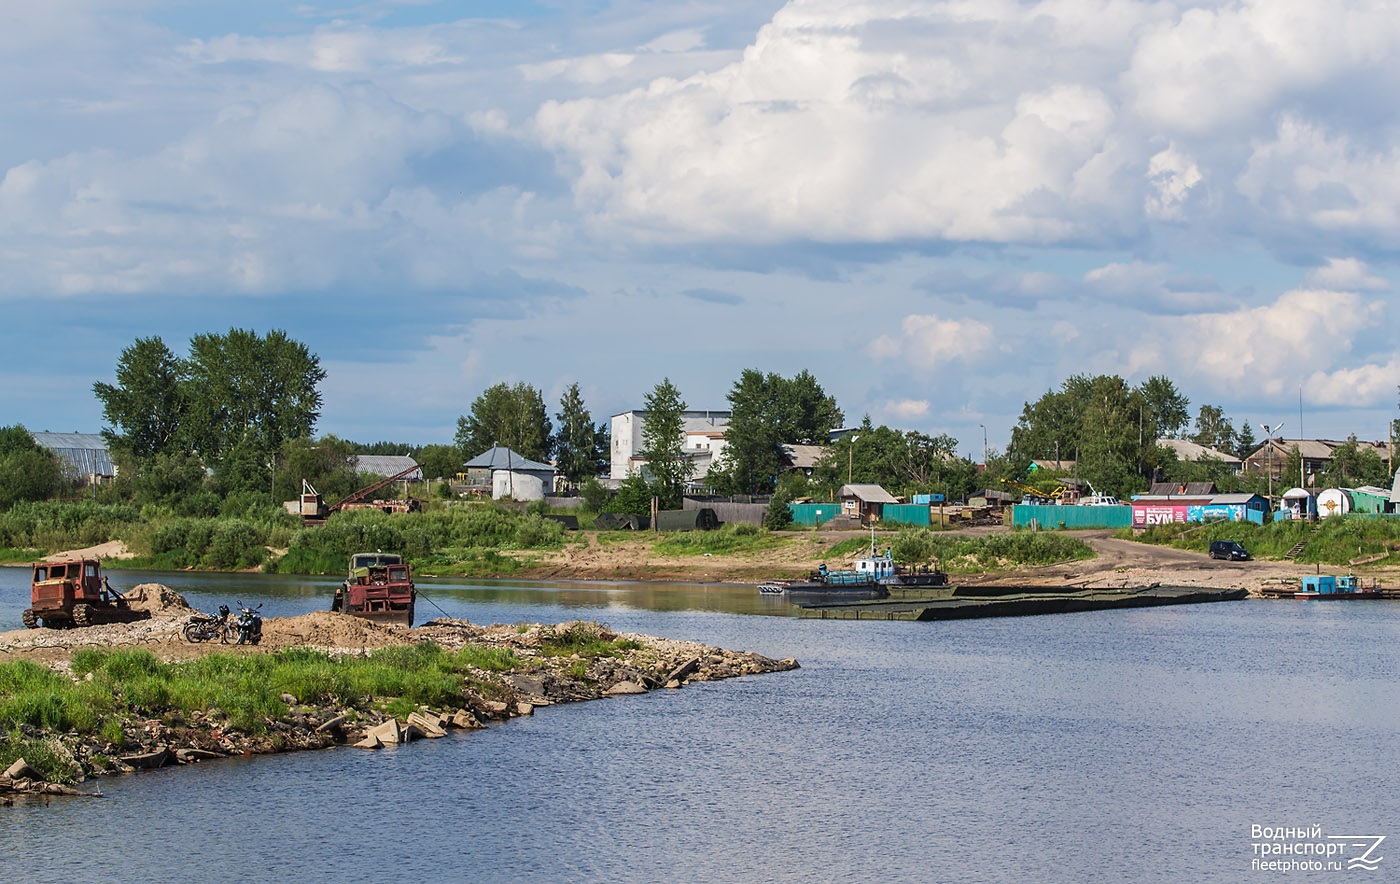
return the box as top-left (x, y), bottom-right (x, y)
top-left (4, 330), bottom-right (1395, 520)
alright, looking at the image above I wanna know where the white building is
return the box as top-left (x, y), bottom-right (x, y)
top-left (610, 410), bottom-right (731, 480)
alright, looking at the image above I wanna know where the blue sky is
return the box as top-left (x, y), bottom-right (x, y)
top-left (4, 0), bottom-right (1399, 459)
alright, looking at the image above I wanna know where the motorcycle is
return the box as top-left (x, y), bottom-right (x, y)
top-left (183, 605), bottom-right (232, 643)
top-left (233, 602), bottom-right (263, 645)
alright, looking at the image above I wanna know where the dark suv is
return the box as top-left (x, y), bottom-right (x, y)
top-left (1209, 540), bottom-right (1251, 561)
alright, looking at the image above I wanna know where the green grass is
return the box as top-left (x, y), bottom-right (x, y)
top-left (538, 621), bottom-right (642, 659)
top-left (0, 547), bottom-right (43, 565)
top-left (0, 642), bottom-right (537, 782)
top-left (1122, 516), bottom-right (1400, 566)
top-left (652, 523), bottom-right (789, 556)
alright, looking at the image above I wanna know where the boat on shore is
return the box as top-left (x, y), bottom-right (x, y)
top-left (330, 551), bottom-right (415, 626)
top-left (1290, 575), bottom-right (1389, 600)
top-left (758, 539), bottom-right (947, 599)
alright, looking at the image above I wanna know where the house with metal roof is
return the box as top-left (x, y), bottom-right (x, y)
top-left (464, 445), bottom-right (556, 501)
top-left (1242, 438), bottom-right (1390, 484)
top-left (1157, 438), bottom-right (1242, 472)
top-left (31, 432), bottom-right (114, 484)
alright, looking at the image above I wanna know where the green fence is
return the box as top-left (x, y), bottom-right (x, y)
top-left (790, 503), bottom-right (843, 526)
top-left (880, 504), bottom-right (931, 527)
top-left (1011, 504), bottom-right (1133, 529)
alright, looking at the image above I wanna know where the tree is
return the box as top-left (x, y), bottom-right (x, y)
top-left (1191, 404), bottom-right (1236, 453)
top-left (555, 383), bottom-right (604, 484)
top-left (0, 425), bottom-right (64, 509)
top-left (92, 336), bottom-right (186, 459)
top-left (181, 328), bottom-right (326, 465)
top-left (1009, 374), bottom-right (1157, 497)
top-left (416, 444), bottom-right (466, 483)
top-left (1139, 375), bottom-right (1191, 439)
top-left (455, 382), bottom-right (553, 462)
top-left (1234, 422), bottom-right (1257, 460)
top-left (712, 369), bottom-right (843, 494)
top-left (763, 483), bottom-right (795, 530)
top-left (639, 378), bottom-right (691, 509)
top-left (1317, 436), bottom-right (1390, 488)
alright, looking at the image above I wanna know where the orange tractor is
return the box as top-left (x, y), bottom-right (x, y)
top-left (22, 559), bottom-right (151, 629)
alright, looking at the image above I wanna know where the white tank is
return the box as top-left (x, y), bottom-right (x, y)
top-left (1316, 488), bottom-right (1352, 518)
top-left (492, 470), bottom-right (545, 501)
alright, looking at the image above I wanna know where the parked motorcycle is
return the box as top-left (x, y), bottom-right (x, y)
top-left (233, 602), bottom-right (263, 645)
top-left (183, 605), bottom-right (232, 643)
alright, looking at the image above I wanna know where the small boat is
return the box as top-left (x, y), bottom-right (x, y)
top-left (331, 551), bottom-right (415, 625)
top-left (758, 534), bottom-right (944, 598)
top-left (1291, 575), bottom-right (1384, 600)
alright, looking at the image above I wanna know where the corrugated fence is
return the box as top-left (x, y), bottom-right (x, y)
top-left (1011, 505), bottom-right (1133, 529)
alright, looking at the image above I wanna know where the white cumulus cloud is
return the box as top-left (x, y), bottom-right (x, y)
top-left (868, 313), bottom-right (996, 368)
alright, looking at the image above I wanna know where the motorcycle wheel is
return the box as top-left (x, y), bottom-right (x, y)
top-left (183, 622), bottom-right (207, 643)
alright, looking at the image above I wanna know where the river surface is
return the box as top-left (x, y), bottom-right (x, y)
top-left (2, 566), bottom-right (1398, 883)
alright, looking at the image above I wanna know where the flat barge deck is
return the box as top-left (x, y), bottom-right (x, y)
top-left (795, 585), bottom-right (1248, 620)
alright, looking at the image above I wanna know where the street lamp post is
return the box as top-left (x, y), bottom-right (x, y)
top-left (979, 424), bottom-right (988, 468)
top-left (847, 435), bottom-right (860, 484)
top-left (1260, 421), bottom-right (1284, 508)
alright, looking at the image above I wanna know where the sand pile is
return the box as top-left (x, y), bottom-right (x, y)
top-left (120, 583), bottom-right (194, 614)
top-left (261, 611), bottom-right (412, 650)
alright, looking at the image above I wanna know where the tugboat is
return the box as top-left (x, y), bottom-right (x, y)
top-left (331, 551), bottom-right (415, 626)
top-left (759, 532), bottom-right (946, 599)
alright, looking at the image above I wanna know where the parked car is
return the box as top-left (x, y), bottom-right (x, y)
top-left (1209, 540), bottom-right (1251, 561)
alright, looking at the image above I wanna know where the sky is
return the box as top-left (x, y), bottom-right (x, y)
top-left (4, 0), bottom-right (1400, 460)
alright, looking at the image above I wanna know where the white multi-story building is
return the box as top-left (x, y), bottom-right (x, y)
top-left (610, 410), bottom-right (731, 481)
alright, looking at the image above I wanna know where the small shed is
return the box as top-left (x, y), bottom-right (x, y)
top-left (839, 484), bottom-right (899, 525)
top-left (1316, 488), bottom-right (1352, 518)
top-left (1279, 487), bottom-right (1316, 520)
top-left (1348, 486), bottom-right (1392, 515)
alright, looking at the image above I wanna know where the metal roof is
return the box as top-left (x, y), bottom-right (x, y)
top-left (839, 483), bottom-right (899, 503)
top-left (464, 445), bottom-right (554, 473)
top-left (1157, 438), bottom-right (1241, 464)
top-left (31, 432), bottom-right (113, 478)
top-left (353, 455), bottom-right (423, 481)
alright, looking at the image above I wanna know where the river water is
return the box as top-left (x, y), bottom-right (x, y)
top-left (2, 566), bottom-right (1398, 883)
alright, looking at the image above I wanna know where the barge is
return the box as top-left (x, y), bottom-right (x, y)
top-left (794, 584), bottom-right (1249, 621)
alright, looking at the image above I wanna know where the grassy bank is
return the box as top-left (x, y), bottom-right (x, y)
top-left (1121, 517), bottom-right (1400, 566)
top-left (0, 621), bottom-right (650, 784)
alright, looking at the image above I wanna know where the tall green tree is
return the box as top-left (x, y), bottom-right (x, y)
top-left (1008, 374), bottom-right (1160, 496)
top-left (1191, 404), bottom-right (1236, 453)
top-left (455, 382), bottom-right (553, 462)
top-left (713, 369), bottom-right (842, 494)
top-left (181, 328), bottom-right (326, 465)
top-left (1139, 375), bottom-right (1191, 439)
top-left (639, 378), bottom-right (691, 508)
top-left (92, 336), bottom-right (186, 459)
top-left (555, 382), bottom-right (605, 483)
top-left (1234, 421), bottom-right (1258, 460)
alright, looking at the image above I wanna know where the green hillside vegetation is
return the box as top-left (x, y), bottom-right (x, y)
top-left (1122, 517), bottom-right (1400, 566)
